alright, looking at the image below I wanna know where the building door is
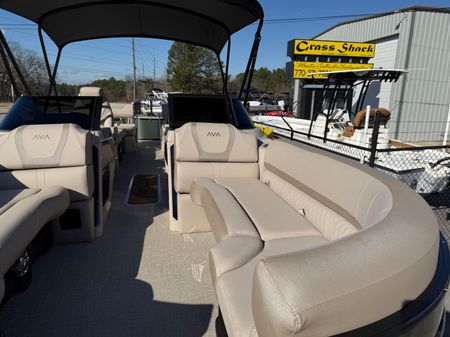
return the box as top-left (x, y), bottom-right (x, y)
top-left (363, 36), bottom-right (399, 110)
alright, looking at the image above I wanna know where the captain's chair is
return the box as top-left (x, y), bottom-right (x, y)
top-left (79, 86), bottom-right (114, 128)
top-left (167, 122), bottom-right (259, 233)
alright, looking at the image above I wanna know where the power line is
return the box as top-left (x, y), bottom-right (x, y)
top-left (261, 7), bottom-right (450, 24)
top-left (59, 65), bottom-right (129, 76)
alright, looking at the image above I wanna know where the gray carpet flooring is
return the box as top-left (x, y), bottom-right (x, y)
top-left (0, 141), bottom-right (217, 337)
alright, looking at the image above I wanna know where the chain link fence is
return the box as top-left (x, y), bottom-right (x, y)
top-left (256, 121), bottom-right (450, 243)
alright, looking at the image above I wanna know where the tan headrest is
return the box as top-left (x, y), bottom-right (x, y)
top-left (110, 103), bottom-right (133, 118)
top-left (175, 122), bottom-right (258, 162)
top-left (79, 86), bottom-right (104, 97)
top-left (0, 123), bottom-right (92, 170)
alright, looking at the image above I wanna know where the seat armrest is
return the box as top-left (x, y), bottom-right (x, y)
top-left (190, 178), bottom-right (260, 242)
top-left (209, 235), bottom-right (263, 286)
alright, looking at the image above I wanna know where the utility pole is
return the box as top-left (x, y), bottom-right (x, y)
top-left (153, 55), bottom-right (156, 83)
top-left (132, 37), bottom-right (136, 101)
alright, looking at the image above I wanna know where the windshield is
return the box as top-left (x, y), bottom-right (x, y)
top-left (0, 96), bottom-right (102, 131)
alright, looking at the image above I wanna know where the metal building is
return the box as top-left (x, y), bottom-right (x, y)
top-left (310, 6), bottom-right (450, 142)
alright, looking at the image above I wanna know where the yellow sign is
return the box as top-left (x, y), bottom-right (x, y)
top-left (293, 62), bottom-right (374, 79)
top-left (293, 40), bottom-right (375, 58)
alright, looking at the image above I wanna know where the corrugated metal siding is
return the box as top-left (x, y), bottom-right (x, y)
top-left (315, 10), bottom-right (450, 141)
top-left (398, 11), bottom-right (450, 141)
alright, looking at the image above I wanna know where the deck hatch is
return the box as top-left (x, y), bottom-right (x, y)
top-left (126, 174), bottom-right (160, 205)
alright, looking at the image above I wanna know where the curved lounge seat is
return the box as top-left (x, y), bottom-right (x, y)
top-left (0, 186), bottom-right (69, 300)
top-left (192, 137), bottom-right (440, 337)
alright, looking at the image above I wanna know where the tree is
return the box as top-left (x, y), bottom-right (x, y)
top-left (166, 42), bottom-right (222, 94)
top-left (0, 41), bottom-right (48, 99)
top-left (230, 67), bottom-right (292, 95)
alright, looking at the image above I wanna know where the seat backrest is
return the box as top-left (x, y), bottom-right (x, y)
top-left (263, 140), bottom-right (392, 230)
top-left (79, 86), bottom-right (114, 128)
top-left (173, 122), bottom-right (259, 193)
top-left (0, 123), bottom-right (94, 201)
top-left (175, 122), bottom-right (258, 163)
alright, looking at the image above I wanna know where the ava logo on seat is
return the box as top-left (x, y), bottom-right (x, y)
top-left (206, 131), bottom-right (221, 137)
top-left (32, 134), bottom-right (50, 140)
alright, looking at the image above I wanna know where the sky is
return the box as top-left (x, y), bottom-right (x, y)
top-left (0, 0), bottom-right (449, 84)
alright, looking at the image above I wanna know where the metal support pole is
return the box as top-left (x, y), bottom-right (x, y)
top-left (363, 105), bottom-right (371, 147)
top-left (224, 38), bottom-right (231, 94)
top-left (239, 18), bottom-right (263, 102)
top-left (281, 115), bottom-right (294, 141)
top-left (38, 27), bottom-right (54, 91)
top-left (47, 48), bottom-right (62, 96)
top-left (0, 28), bottom-right (31, 95)
top-left (293, 79), bottom-right (300, 117)
top-left (243, 46), bottom-right (259, 106)
top-left (443, 104), bottom-right (450, 146)
top-left (132, 37), bottom-right (136, 101)
top-left (0, 42), bottom-right (19, 98)
top-left (308, 82), bottom-right (329, 138)
top-left (323, 80), bottom-right (341, 142)
top-left (369, 111), bottom-right (382, 167)
top-left (217, 47), bottom-right (237, 125)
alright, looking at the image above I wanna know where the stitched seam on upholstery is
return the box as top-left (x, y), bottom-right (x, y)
top-left (214, 182), bottom-right (262, 238)
top-left (15, 124), bottom-right (70, 168)
top-left (260, 261), bottom-right (302, 335)
top-left (0, 190), bottom-right (40, 215)
top-left (191, 123), bottom-right (235, 162)
top-left (264, 162), bottom-right (362, 230)
top-left (289, 235), bottom-right (439, 314)
top-left (214, 236), bottom-right (264, 279)
top-left (265, 170), bottom-right (354, 240)
top-left (361, 178), bottom-right (392, 228)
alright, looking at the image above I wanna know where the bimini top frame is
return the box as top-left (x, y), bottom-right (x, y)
top-left (0, 0), bottom-right (264, 104)
top-left (307, 68), bottom-right (406, 141)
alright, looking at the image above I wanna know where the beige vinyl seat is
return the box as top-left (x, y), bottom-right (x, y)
top-left (167, 122), bottom-right (260, 233)
top-left (78, 87), bottom-right (117, 234)
top-left (79, 86), bottom-right (114, 128)
top-left (80, 89), bottom-right (137, 156)
top-left (0, 123), bottom-right (96, 243)
top-left (0, 186), bottom-right (69, 301)
top-left (192, 138), bottom-right (440, 337)
top-left (110, 103), bottom-right (137, 153)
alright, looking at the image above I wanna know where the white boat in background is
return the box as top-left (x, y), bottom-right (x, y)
top-left (141, 89), bottom-right (181, 116)
top-left (253, 69), bottom-right (450, 194)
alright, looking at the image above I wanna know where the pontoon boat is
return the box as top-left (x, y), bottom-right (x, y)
top-left (0, 2), bottom-right (448, 337)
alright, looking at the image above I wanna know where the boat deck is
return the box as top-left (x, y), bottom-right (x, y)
top-left (0, 141), bottom-right (217, 337)
top-left (1, 140), bottom-right (450, 336)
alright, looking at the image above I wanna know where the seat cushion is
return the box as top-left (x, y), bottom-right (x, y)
top-left (0, 188), bottom-right (40, 215)
top-left (214, 178), bottom-right (321, 241)
top-left (191, 178), bottom-right (260, 242)
top-left (0, 186), bottom-right (69, 274)
top-left (216, 236), bottom-right (327, 337)
top-left (262, 170), bottom-right (358, 241)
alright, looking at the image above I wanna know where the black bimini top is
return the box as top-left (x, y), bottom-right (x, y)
top-left (0, 0), bottom-right (264, 53)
